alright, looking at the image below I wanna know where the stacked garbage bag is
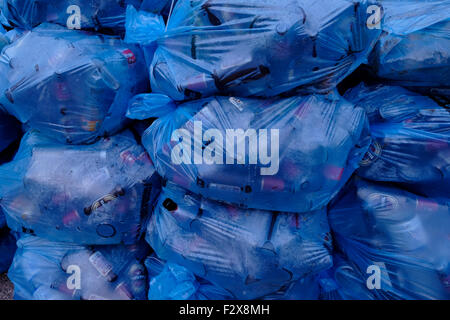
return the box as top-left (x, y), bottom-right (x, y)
top-left (0, 0), bottom-right (448, 301)
top-left (9, 235), bottom-right (150, 300)
top-left (369, 0), bottom-right (450, 103)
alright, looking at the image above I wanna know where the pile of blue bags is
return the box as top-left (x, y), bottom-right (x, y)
top-left (125, 0), bottom-right (381, 100)
top-left (0, 0), bottom-right (448, 300)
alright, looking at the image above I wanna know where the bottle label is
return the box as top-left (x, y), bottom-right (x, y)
top-left (89, 251), bottom-right (113, 278)
top-left (208, 182), bottom-right (241, 193)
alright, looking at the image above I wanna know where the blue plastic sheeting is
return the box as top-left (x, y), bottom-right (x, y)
top-left (0, 230), bottom-right (16, 273)
top-left (0, 0), bottom-right (147, 33)
top-left (371, 0), bottom-right (450, 88)
top-left (8, 234), bottom-right (149, 300)
top-left (0, 26), bottom-right (22, 152)
top-left (146, 182), bottom-right (333, 300)
top-left (140, 0), bottom-right (175, 15)
top-left (145, 255), bottom-right (233, 300)
top-left (125, 0), bottom-right (381, 100)
top-left (0, 23), bottom-right (148, 144)
top-left (128, 93), bottom-right (370, 213)
top-left (0, 23), bottom-right (7, 48)
top-left (345, 83), bottom-right (450, 197)
top-left (146, 254), bottom-right (321, 300)
top-left (0, 130), bottom-right (160, 245)
top-left (318, 254), bottom-right (384, 300)
top-left (328, 179), bottom-right (450, 300)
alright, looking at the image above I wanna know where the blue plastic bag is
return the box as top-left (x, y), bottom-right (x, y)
top-left (371, 0), bottom-right (450, 89)
top-left (0, 0), bottom-right (147, 33)
top-left (318, 254), bottom-right (379, 300)
top-left (125, 0), bottom-right (381, 100)
top-left (328, 178), bottom-right (450, 300)
top-left (345, 83), bottom-right (450, 197)
top-left (0, 23), bottom-right (8, 48)
top-left (0, 23), bottom-right (148, 144)
top-left (140, 0), bottom-right (176, 15)
top-left (262, 275), bottom-right (321, 300)
top-left (145, 255), bottom-right (233, 300)
top-left (146, 182), bottom-right (333, 300)
top-left (8, 234), bottom-right (149, 300)
top-left (0, 130), bottom-right (160, 245)
top-left (146, 254), bottom-right (320, 300)
top-left (128, 93), bottom-right (370, 213)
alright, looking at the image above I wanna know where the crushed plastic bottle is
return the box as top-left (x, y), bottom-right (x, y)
top-left (128, 92), bottom-right (370, 213)
top-left (345, 83), bottom-right (450, 197)
top-left (328, 178), bottom-right (450, 300)
top-left (0, 23), bottom-right (148, 144)
top-left (125, 0), bottom-right (381, 100)
top-left (146, 182), bottom-right (333, 299)
top-left (8, 234), bottom-right (150, 300)
top-left (0, 130), bottom-right (160, 245)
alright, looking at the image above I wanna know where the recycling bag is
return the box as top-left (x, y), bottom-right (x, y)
top-left (0, 23), bottom-right (148, 144)
top-left (129, 93), bottom-right (370, 213)
top-left (145, 255), bottom-right (233, 300)
top-left (318, 254), bottom-right (381, 300)
top-left (345, 83), bottom-right (450, 197)
top-left (371, 0), bottom-right (450, 89)
top-left (125, 0), bottom-right (381, 100)
top-left (328, 178), bottom-right (450, 300)
top-left (146, 182), bottom-right (333, 299)
top-left (0, 130), bottom-right (160, 245)
top-left (8, 234), bottom-right (149, 300)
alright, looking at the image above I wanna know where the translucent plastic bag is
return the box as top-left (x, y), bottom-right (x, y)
top-left (140, 0), bottom-right (175, 15)
top-left (328, 178), bottom-right (450, 300)
top-left (0, 23), bottom-right (148, 144)
top-left (8, 234), bottom-right (149, 300)
top-left (345, 83), bottom-right (450, 197)
top-left (125, 0), bottom-right (381, 100)
top-left (128, 93), bottom-right (370, 213)
top-left (0, 23), bottom-right (8, 48)
top-left (0, 0), bottom-right (147, 33)
top-left (318, 254), bottom-right (381, 300)
top-left (145, 255), bottom-right (233, 300)
top-left (146, 254), bottom-right (321, 300)
top-left (0, 130), bottom-right (160, 245)
top-left (146, 182), bottom-right (333, 300)
top-left (371, 0), bottom-right (450, 89)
